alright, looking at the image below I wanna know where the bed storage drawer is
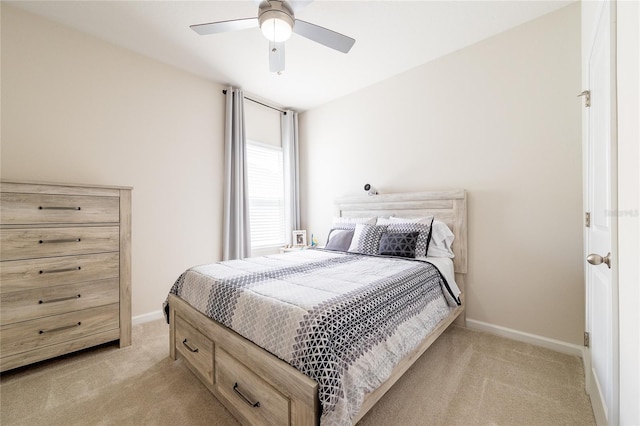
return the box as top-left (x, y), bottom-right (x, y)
top-left (175, 315), bottom-right (214, 386)
top-left (0, 193), bottom-right (119, 225)
top-left (0, 303), bottom-right (120, 358)
top-left (215, 347), bottom-right (290, 426)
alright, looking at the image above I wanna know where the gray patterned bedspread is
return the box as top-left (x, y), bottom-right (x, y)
top-left (166, 249), bottom-right (458, 425)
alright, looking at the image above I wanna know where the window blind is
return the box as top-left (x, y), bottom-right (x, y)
top-left (247, 141), bottom-right (285, 249)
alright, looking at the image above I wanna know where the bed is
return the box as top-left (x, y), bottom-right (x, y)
top-left (165, 190), bottom-right (467, 425)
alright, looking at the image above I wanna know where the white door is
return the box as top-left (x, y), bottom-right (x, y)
top-left (584, 2), bottom-right (618, 425)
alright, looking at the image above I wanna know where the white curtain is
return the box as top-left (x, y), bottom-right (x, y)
top-left (282, 110), bottom-right (301, 245)
top-left (223, 87), bottom-right (251, 260)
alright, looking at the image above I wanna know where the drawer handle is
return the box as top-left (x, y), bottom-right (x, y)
top-left (39, 238), bottom-right (81, 244)
top-left (39, 294), bottom-right (81, 304)
top-left (39, 206), bottom-right (82, 211)
top-left (233, 382), bottom-right (261, 408)
top-left (182, 339), bottom-right (199, 353)
top-left (40, 266), bottom-right (82, 274)
top-left (39, 322), bottom-right (81, 334)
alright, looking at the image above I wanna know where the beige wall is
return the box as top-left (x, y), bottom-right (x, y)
top-left (1, 5), bottom-right (226, 318)
top-left (1, 2), bottom-right (591, 347)
top-left (245, 100), bottom-right (281, 147)
top-left (300, 4), bottom-right (583, 345)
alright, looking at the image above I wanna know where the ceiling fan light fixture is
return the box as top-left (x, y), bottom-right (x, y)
top-left (259, 10), bottom-right (294, 42)
top-left (191, 0), bottom-right (356, 73)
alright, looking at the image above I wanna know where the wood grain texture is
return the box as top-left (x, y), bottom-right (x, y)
top-left (0, 181), bottom-right (132, 372)
top-left (0, 303), bottom-right (119, 358)
top-left (0, 278), bottom-right (120, 325)
top-left (216, 347), bottom-right (290, 425)
top-left (0, 252), bottom-right (119, 293)
top-left (454, 275), bottom-right (467, 326)
top-left (118, 188), bottom-right (132, 347)
top-left (1, 193), bottom-right (119, 225)
top-left (0, 329), bottom-right (121, 372)
top-left (0, 181), bottom-right (129, 196)
top-left (175, 315), bottom-right (214, 386)
top-left (168, 294), bottom-right (317, 425)
top-left (0, 226), bottom-right (119, 261)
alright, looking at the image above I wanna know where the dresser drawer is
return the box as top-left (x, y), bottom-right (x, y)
top-left (0, 226), bottom-right (119, 261)
top-left (216, 347), bottom-right (290, 426)
top-left (175, 315), bottom-right (214, 386)
top-left (0, 252), bottom-right (119, 293)
top-left (0, 278), bottom-right (119, 325)
top-left (0, 303), bottom-right (119, 358)
top-left (1, 193), bottom-right (119, 225)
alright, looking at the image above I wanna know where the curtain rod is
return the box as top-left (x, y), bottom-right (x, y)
top-left (222, 89), bottom-right (287, 115)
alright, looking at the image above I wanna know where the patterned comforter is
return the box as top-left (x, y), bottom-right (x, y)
top-left (166, 249), bottom-right (459, 425)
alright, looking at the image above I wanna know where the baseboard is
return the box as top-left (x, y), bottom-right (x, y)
top-left (132, 310), bottom-right (165, 326)
top-left (466, 318), bottom-right (584, 357)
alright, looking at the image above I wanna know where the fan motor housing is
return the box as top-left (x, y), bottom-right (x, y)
top-left (258, 1), bottom-right (295, 29)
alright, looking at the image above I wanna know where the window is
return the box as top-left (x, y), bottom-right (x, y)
top-left (246, 140), bottom-right (285, 252)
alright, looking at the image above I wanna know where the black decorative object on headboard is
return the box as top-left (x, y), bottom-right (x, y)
top-left (364, 184), bottom-right (378, 196)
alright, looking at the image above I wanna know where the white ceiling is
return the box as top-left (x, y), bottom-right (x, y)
top-left (8, 0), bottom-right (574, 111)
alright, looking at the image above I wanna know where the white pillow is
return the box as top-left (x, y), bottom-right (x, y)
top-left (377, 216), bottom-right (455, 258)
top-left (429, 221), bottom-right (455, 258)
top-left (325, 229), bottom-right (355, 252)
top-left (375, 217), bottom-right (393, 225)
top-left (347, 223), bottom-right (387, 255)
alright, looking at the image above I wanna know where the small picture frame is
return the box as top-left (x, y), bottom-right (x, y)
top-left (293, 230), bottom-right (307, 247)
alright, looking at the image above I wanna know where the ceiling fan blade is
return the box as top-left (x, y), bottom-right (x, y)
top-left (269, 41), bottom-right (285, 73)
top-left (293, 19), bottom-right (355, 53)
top-left (190, 18), bottom-right (258, 36)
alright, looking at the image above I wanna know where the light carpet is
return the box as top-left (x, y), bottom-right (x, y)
top-left (0, 320), bottom-right (595, 425)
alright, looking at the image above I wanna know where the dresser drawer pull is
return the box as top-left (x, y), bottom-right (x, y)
top-left (39, 238), bottom-right (81, 244)
top-left (39, 266), bottom-right (82, 274)
top-left (39, 206), bottom-right (82, 211)
top-left (233, 382), bottom-right (261, 408)
top-left (38, 294), bottom-right (81, 304)
top-left (39, 322), bottom-right (81, 334)
top-left (182, 339), bottom-right (199, 353)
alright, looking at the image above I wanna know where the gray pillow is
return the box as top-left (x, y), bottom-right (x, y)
top-left (325, 229), bottom-right (354, 252)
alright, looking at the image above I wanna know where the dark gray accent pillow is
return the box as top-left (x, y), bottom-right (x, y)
top-left (325, 229), bottom-right (354, 252)
top-left (386, 218), bottom-right (434, 257)
top-left (378, 231), bottom-right (420, 258)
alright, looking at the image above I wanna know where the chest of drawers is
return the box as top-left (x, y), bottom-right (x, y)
top-left (0, 181), bottom-right (131, 372)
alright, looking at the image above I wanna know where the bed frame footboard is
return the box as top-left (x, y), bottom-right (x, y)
top-left (169, 293), bottom-right (464, 426)
top-left (169, 294), bottom-right (319, 425)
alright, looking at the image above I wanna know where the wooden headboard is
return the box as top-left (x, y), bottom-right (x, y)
top-left (334, 190), bottom-right (467, 276)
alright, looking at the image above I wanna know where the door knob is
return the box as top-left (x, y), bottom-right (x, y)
top-left (587, 252), bottom-right (611, 269)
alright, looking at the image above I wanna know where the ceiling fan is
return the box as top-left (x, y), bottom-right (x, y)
top-left (190, 0), bottom-right (356, 73)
